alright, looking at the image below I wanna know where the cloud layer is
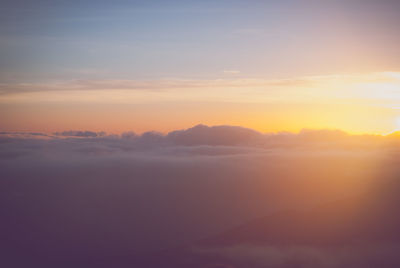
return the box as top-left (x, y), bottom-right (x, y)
top-left (1, 124), bottom-right (399, 267)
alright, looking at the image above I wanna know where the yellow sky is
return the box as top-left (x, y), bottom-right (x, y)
top-left (1, 71), bottom-right (399, 134)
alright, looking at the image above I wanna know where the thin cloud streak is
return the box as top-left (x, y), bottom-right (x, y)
top-left (1, 71), bottom-right (399, 96)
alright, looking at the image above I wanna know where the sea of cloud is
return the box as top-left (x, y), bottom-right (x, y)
top-left (0, 124), bottom-right (399, 267)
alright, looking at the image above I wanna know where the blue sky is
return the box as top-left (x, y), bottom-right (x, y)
top-left (1, 0), bottom-right (400, 82)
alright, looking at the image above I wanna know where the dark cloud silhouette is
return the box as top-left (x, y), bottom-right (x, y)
top-left (54, 130), bottom-right (106, 138)
top-left (0, 131), bottom-right (51, 138)
top-left (1, 124), bottom-right (398, 150)
top-left (167, 124), bottom-right (264, 146)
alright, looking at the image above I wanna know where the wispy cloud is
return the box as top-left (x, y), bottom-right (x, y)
top-left (1, 71), bottom-right (398, 94)
top-left (223, 70), bottom-right (241, 75)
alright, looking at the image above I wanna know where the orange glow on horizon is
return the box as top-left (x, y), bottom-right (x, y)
top-left (0, 72), bottom-right (399, 135)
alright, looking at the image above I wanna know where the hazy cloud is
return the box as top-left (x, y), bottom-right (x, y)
top-left (54, 130), bottom-right (106, 138)
top-left (0, 124), bottom-right (398, 154)
top-left (1, 124), bottom-right (399, 267)
top-left (193, 244), bottom-right (400, 268)
top-left (1, 72), bottom-right (398, 98)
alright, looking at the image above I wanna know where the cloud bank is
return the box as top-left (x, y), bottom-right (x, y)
top-left (1, 124), bottom-right (398, 150)
top-left (0, 124), bottom-right (399, 267)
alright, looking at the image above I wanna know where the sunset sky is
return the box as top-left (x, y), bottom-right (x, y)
top-left (2, 2), bottom-right (400, 268)
top-left (1, 0), bottom-right (400, 134)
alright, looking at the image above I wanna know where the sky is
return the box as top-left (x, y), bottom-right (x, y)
top-left (1, 0), bottom-right (400, 134)
top-left (2, 2), bottom-right (400, 266)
